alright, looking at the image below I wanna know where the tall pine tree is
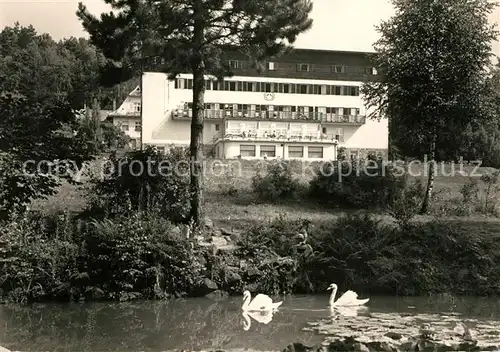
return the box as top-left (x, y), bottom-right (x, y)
top-left (77, 0), bottom-right (313, 231)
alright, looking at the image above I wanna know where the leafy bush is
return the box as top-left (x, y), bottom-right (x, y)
top-left (251, 161), bottom-right (303, 201)
top-left (0, 94), bottom-right (94, 220)
top-left (86, 146), bottom-right (191, 222)
top-left (387, 177), bottom-right (425, 227)
top-left (2, 211), bottom-right (500, 303)
top-left (309, 160), bottom-right (407, 209)
top-left (305, 214), bottom-right (500, 296)
top-left (440, 174), bottom-right (500, 217)
top-left (0, 211), bottom-right (204, 303)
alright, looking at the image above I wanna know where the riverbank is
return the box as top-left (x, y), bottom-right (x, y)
top-left (2, 210), bottom-right (500, 303)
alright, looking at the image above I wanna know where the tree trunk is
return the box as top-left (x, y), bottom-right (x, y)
top-left (189, 2), bottom-right (205, 233)
top-left (420, 133), bottom-right (436, 214)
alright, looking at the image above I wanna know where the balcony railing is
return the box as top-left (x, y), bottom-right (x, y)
top-left (172, 108), bottom-right (366, 124)
top-left (111, 110), bottom-right (140, 117)
top-left (214, 129), bottom-right (343, 143)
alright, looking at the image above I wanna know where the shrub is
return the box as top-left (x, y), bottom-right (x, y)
top-left (477, 170), bottom-right (500, 216)
top-left (81, 213), bottom-right (203, 300)
top-left (0, 211), bottom-right (205, 303)
top-left (251, 161), bottom-right (303, 202)
top-left (85, 146), bottom-right (191, 222)
top-left (309, 160), bottom-right (407, 209)
top-left (387, 177), bottom-right (425, 228)
top-left (304, 213), bottom-right (500, 296)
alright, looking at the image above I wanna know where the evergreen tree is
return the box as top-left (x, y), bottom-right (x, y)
top-left (77, 0), bottom-right (313, 231)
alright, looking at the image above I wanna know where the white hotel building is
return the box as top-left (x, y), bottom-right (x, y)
top-left (134, 48), bottom-right (388, 160)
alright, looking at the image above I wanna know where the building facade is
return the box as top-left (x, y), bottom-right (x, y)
top-left (141, 48), bottom-right (389, 160)
top-left (107, 85), bottom-right (142, 149)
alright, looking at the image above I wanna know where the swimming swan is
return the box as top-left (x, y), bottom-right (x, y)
top-left (242, 290), bottom-right (283, 311)
top-left (327, 283), bottom-right (369, 307)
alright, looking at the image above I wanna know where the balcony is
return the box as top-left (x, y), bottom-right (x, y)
top-left (171, 108), bottom-right (366, 124)
top-left (110, 110), bottom-right (140, 117)
top-left (214, 129), bottom-right (343, 144)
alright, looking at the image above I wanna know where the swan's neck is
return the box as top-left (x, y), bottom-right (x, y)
top-left (329, 287), bottom-right (337, 306)
top-left (242, 294), bottom-right (251, 310)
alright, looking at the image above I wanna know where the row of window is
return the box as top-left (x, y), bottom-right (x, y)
top-left (182, 103), bottom-right (360, 116)
top-left (119, 121), bottom-right (141, 132)
top-left (240, 144), bottom-right (323, 159)
top-left (175, 78), bottom-right (360, 96)
top-left (223, 123), bottom-right (344, 137)
top-left (228, 60), bottom-right (377, 75)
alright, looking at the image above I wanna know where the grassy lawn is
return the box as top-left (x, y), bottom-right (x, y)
top-left (31, 159), bottom-right (500, 230)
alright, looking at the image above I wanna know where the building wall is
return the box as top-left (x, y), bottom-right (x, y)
top-left (141, 71), bottom-right (388, 152)
top-left (113, 94), bottom-right (141, 116)
top-left (113, 116), bottom-right (141, 140)
top-left (219, 48), bottom-right (380, 82)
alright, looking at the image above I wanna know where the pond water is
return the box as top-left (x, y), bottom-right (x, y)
top-left (1, 294), bottom-right (500, 351)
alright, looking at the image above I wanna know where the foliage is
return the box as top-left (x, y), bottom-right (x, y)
top-left (0, 94), bottom-right (94, 219)
top-left (238, 213), bottom-right (500, 296)
top-left (438, 174), bottom-right (500, 217)
top-left (2, 210), bottom-right (500, 303)
top-left (77, 0), bottom-right (314, 229)
top-left (362, 0), bottom-right (498, 211)
top-left (0, 23), bottom-right (129, 109)
top-left (387, 177), bottom-right (425, 228)
top-left (309, 160), bottom-right (408, 209)
top-left (251, 161), bottom-right (303, 201)
top-left (364, 0), bottom-right (497, 160)
top-left (236, 215), bottom-right (312, 294)
top-left (478, 170), bottom-right (500, 215)
top-left (0, 212), bottom-right (204, 303)
top-left (86, 146), bottom-right (191, 223)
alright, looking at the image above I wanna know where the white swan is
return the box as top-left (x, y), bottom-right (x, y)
top-left (327, 283), bottom-right (369, 307)
top-left (242, 310), bottom-right (274, 331)
top-left (242, 290), bottom-right (283, 311)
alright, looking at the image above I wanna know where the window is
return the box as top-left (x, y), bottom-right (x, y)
top-left (157, 146), bottom-right (165, 153)
top-left (133, 102), bottom-right (141, 112)
top-left (229, 60), bottom-right (243, 69)
top-left (308, 146), bottom-right (323, 158)
top-left (332, 65), bottom-right (345, 73)
top-left (334, 128), bottom-right (344, 142)
top-left (121, 124), bottom-right (129, 131)
top-left (288, 146), bottom-right (304, 158)
top-left (365, 67), bottom-right (376, 75)
top-left (215, 124), bottom-right (220, 131)
top-left (322, 127), bottom-right (327, 134)
top-left (348, 86), bottom-right (359, 96)
top-left (296, 63), bottom-right (310, 72)
top-left (260, 145), bottom-right (276, 157)
top-left (268, 62), bottom-right (276, 70)
top-left (135, 121), bottom-right (141, 132)
top-left (240, 144), bottom-right (256, 157)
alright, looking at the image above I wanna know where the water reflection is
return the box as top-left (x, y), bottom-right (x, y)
top-left (242, 310), bottom-right (275, 331)
top-left (0, 295), bottom-right (499, 351)
top-left (330, 305), bottom-right (369, 318)
top-left (0, 297), bottom-right (324, 352)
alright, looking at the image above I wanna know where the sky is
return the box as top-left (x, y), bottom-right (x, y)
top-left (0, 0), bottom-right (499, 54)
